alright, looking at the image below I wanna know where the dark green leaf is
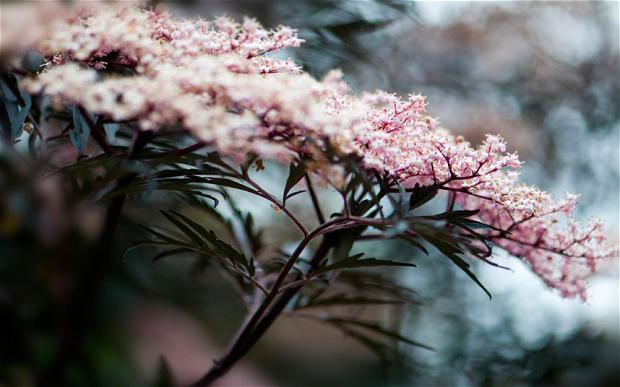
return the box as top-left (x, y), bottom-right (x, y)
top-left (243, 212), bottom-right (263, 255)
top-left (286, 189), bottom-right (306, 200)
top-left (453, 222), bottom-right (494, 256)
top-left (451, 218), bottom-right (506, 233)
top-left (327, 318), bottom-right (433, 350)
top-left (297, 293), bottom-right (403, 309)
top-left (167, 210), bottom-right (254, 275)
top-left (347, 160), bottom-right (383, 217)
top-left (283, 162), bottom-right (306, 204)
top-left (28, 129), bottom-right (38, 158)
top-left (399, 234), bottom-right (429, 255)
top-left (160, 211), bottom-right (206, 248)
top-left (152, 247), bottom-right (195, 262)
top-left (422, 209), bottom-right (479, 220)
top-left (202, 177), bottom-right (259, 195)
top-left (312, 253), bottom-right (415, 276)
top-left (137, 224), bottom-right (189, 246)
top-left (328, 225), bottom-right (366, 263)
top-left (334, 324), bottom-right (390, 361)
top-left (416, 227), bottom-right (492, 299)
top-left (409, 183), bottom-right (439, 210)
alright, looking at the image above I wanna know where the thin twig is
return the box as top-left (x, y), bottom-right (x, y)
top-left (241, 168), bottom-right (309, 237)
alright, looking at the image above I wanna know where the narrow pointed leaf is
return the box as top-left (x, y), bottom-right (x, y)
top-left (409, 183), bottom-right (439, 210)
top-left (283, 162), bottom-right (306, 203)
top-left (169, 210), bottom-right (253, 274)
top-left (422, 209), bottom-right (480, 220)
top-left (417, 228), bottom-right (492, 299)
top-left (203, 178), bottom-right (259, 195)
top-left (328, 318), bottom-right (433, 350)
top-left (297, 294), bottom-right (403, 309)
top-left (312, 253), bottom-right (415, 276)
top-left (70, 106), bottom-right (92, 155)
top-left (160, 211), bottom-right (206, 248)
top-left (138, 224), bottom-right (189, 246)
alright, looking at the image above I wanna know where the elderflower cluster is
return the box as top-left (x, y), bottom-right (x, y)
top-left (457, 185), bottom-right (613, 300)
top-left (347, 91), bottom-right (615, 299)
top-left (16, 4), bottom-right (616, 299)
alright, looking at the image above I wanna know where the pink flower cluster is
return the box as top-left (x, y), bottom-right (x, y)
top-left (353, 92), bottom-right (615, 299)
top-left (18, 4), bottom-right (616, 299)
top-left (31, 4), bottom-right (304, 74)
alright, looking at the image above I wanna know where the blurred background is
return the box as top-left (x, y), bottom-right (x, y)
top-left (1, 1), bottom-right (618, 386)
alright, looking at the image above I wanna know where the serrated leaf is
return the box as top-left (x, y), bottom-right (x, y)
top-left (149, 167), bottom-right (231, 179)
top-left (176, 192), bottom-right (226, 218)
top-left (451, 218), bottom-right (506, 234)
top-left (138, 224), bottom-right (189, 246)
top-left (419, 208), bottom-right (506, 233)
top-left (337, 271), bottom-right (418, 304)
top-left (453, 221), bottom-right (494, 255)
top-left (311, 253), bottom-right (415, 276)
top-left (167, 210), bottom-right (254, 275)
top-left (416, 227), bottom-right (491, 299)
top-left (160, 210), bottom-right (206, 248)
top-left (347, 160), bottom-right (384, 217)
top-left (202, 177), bottom-right (259, 195)
top-left (225, 193), bottom-right (263, 255)
top-left (108, 182), bottom-right (219, 203)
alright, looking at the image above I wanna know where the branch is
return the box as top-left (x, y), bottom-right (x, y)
top-left (190, 234), bottom-right (337, 387)
top-left (241, 168), bottom-right (309, 236)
